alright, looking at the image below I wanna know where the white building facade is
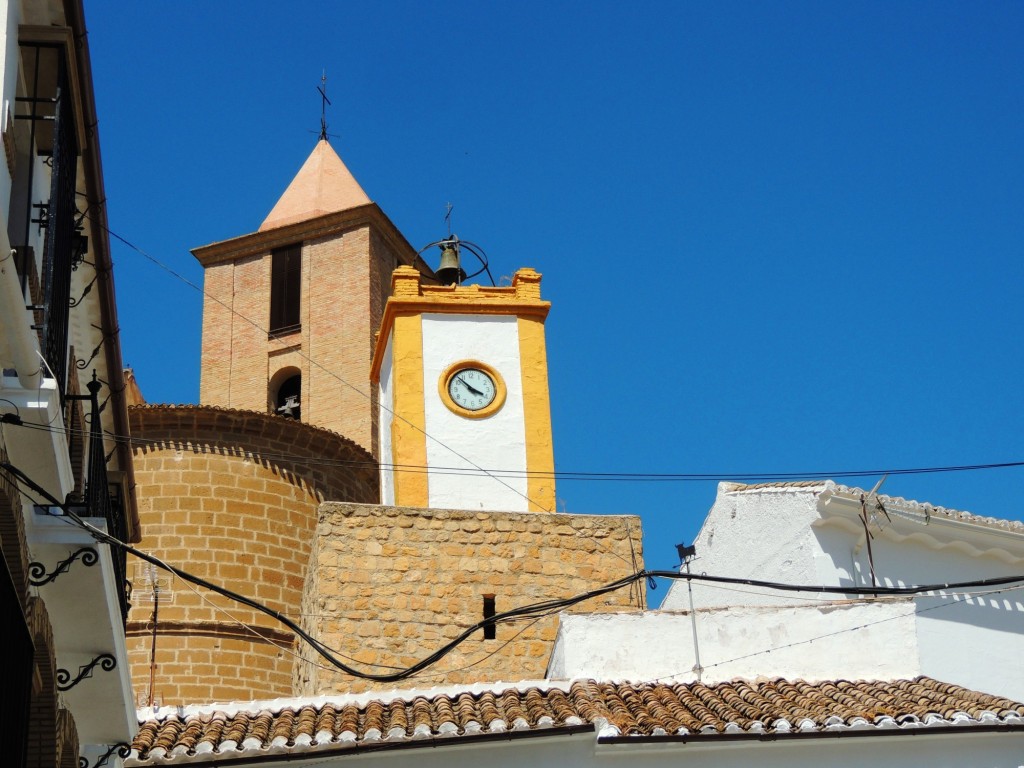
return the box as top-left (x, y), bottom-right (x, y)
top-left (551, 481), bottom-right (1024, 702)
top-left (0, 1), bottom-right (139, 765)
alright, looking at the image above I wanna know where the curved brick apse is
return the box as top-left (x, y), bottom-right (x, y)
top-left (125, 404), bottom-right (378, 705)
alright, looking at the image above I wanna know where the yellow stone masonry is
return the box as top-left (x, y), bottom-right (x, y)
top-left (296, 503), bottom-right (644, 694)
top-left (125, 406), bottom-right (378, 705)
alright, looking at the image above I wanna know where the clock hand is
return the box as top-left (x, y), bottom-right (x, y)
top-left (456, 375), bottom-right (485, 397)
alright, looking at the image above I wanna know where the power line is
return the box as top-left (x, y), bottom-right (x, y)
top-left (5, 460), bottom-right (1022, 683)
top-left (7, 416), bottom-right (1024, 485)
top-left (652, 585), bottom-right (1023, 683)
top-left (97, 220), bottom-right (552, 513)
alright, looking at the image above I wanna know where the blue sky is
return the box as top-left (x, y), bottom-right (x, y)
top-left (86, 2), bottom-right (1024, 587)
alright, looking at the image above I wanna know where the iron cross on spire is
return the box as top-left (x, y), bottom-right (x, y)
top-left (318, 71), bottom-right (331, 142)
top-left (445, 202), bottom-right (454, 237)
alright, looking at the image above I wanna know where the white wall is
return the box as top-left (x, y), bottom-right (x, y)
top-left (421, 314), bottom-right (529, 511)
top-left (0, 0), bottom-right (18, 224)
top-left (661, 484), bottom-right (828, 612)
top-left (660, 482), bottom-right (1024, 702)
top-left (378, 332), bottom-right (395, 505)
top-left (264, 722), bottom-right (1024, 768)
top-left (549, 601), bottom-right (921, 683)
top-left (862, 534), bottom-right (1024, 702)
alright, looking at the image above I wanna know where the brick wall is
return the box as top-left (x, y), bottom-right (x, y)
top-left (198, 218), bottom-right (411, 458)
top-left (126, 405), bottom-right (378, 705)
top-left (304, 227), bottom-right (372, 447)
top-left (296, 504), bottom-right (644, 694)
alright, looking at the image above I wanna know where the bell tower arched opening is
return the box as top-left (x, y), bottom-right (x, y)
top-left (270, 367), bottom-right (302, 420)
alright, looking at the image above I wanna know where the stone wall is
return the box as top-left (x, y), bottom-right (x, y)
top-left (126, 405), bottom-right (378, 705)
top-left (296, 504), bottom-right (644, 694)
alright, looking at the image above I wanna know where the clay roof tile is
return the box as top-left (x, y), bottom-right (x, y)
top-left (129, 677), bottom-right (1024, 762)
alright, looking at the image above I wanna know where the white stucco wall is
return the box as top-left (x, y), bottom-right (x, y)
top-left (853, 533), bottom-right (1024, 702)
top-left (421, 314), bottom-right (529, 511)
top-left (549, 601), bottom-right (921, 684)
top-left (661, 484), bottom-right (829, 612)
top-left (660, 482), bottom-right (1024, 702)
top-left (268, 713), bottom-right (1024, 768)
top-left (378, 332), bottom-right (395, 505)
top-left (0, 0), bottom-right (17, 223)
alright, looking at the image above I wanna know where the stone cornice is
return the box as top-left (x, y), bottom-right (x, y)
top-left (191, 203), bottom-right (431, 275)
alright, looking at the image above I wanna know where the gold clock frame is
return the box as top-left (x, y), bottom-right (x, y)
top-left (438, 359), bottom-right (507, 419)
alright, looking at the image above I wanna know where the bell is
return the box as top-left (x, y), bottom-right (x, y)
top-left (436, 245), bottom-right (467, 285)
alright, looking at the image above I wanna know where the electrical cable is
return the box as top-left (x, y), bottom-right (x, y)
top-left (7, 458), bottom-right (1023, 682)
top-left (141, 546), bottom-right (407, 674)
top-left (8, 416), bottom-right (1024, 484)
top-left (408, 613), bottom-right (550, 684)
top-left (651, 585), bottom-right (1023, 683)
top-left (95, 220), bottom-right (552, 513)
top-left (0, 460), bottom-right (632, 680)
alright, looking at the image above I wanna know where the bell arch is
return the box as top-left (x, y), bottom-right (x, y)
top-left (269, 366), bottom-right (302, 420)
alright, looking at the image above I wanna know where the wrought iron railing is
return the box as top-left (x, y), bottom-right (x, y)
top-left (15, 44), bottom-right (80, 400)
top-left (67, 375), bottom-right (129, 625)
top-left (39, 56), bottom-right (78, 399)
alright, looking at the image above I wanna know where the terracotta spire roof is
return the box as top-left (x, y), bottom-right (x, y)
top-left (259, 140), bottom-right (371, 232)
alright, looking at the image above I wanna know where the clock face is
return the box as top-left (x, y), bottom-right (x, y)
top-left (447, 367), bottom-right (497, 412)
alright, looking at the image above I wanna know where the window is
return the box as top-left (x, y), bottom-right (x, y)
top-left (269, 244), bottom-right (301, 334)
top-left (482, 594), bottom-right (496, 640)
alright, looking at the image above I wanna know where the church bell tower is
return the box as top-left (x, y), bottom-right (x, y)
top-left (371, 265), bottom-right (556, 512)
top-left (192, 140), bottom-right (431, 456)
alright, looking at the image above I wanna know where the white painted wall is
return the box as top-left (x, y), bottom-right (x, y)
top-left (659, 482), bottom-right (1024, 701)
top-left (378, 332), bottom-right (395, 505)
top-left (421, 314), bottom-right (528, 511)
top-left (860, 533), bottom-right (1024, 702)
top-left (234, 721), bottom-right (1024, 768)
top-left (0, 0), bottom-right (17, 223)
top-left (661, 484), bottom-right (828, 612)
top-left (549, 601), bottom-right (921, 684)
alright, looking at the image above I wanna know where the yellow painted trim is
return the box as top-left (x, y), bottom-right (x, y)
top-left (389, 314), bottom-right (428, 507)
top-left (371, 268), bottom-right (550, 384)
top-left (438, 360), bottom-right (508, 419)
top-left (372, 298), bottom-right (550, 381)
top-left (518, 315), bottom-right (556, 512)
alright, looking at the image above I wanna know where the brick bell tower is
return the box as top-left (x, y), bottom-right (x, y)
top-left (192, 139), bottom-right (432, 456)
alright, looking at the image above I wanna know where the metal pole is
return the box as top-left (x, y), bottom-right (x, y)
top-left (685, 558), bottom-right (703, 681)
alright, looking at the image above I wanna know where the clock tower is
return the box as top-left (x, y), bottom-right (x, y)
top-left (370, 265), bottom-right (556, 512)
top-left (300, 264), bottom-right (645, 694)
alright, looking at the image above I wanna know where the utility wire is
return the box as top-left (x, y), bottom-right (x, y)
top-left (7, 416), bottom-right (1024, 485)
top-left (652, 585), bottom-right (1023, 683)
top-left (6, 460), bottom-right (1023, 683)
top-left (97, 220), bottom-right (551, 513)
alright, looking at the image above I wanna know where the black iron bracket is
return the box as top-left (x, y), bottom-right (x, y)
top-left (56, 653), bottom-right (116, 692)
top-left (79, 743), bottom-right (131, 768)
top-left (28, 546), bottom-right (97, 586)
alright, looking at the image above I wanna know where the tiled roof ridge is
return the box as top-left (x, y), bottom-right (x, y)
top-left (128, 676), bottom-right (1024, 764)
top-left (724, 479), bottom-right (1024, 533)
top-left (137, 679), bottom-right (570, 722)
top-left (829, 483), bottom-right (1024, 534)
top-left (723, 480), bottom-right (831, 492)
top-left (127, 402), bottom-right (374, 462)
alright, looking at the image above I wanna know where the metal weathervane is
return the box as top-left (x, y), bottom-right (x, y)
top-left (318, 71), bottom-right (331, 141)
